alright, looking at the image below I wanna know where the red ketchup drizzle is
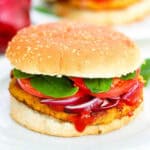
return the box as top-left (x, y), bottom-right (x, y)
top-left (68, 80), bottom-right (143, 132)
top-left (127, 111), bottom-right (134, 117)
top-left (69, 111), bottom-right (96, 132)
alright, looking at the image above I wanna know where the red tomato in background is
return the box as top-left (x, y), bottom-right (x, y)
top-left (0, 22), bottom-right (16, 53)
top-left (0, 0), bottom-right (31, 53)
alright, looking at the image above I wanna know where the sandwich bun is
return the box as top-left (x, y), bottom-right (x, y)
top-left (6, 21), bottom-right (141, 78)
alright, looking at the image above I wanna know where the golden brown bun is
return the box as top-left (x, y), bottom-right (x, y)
top-left (52, 0), bottom-right (150, 25)
top-left (10, 96), bottom-right (143, 137)
top-left (6, 22), bottom-right (141, 78)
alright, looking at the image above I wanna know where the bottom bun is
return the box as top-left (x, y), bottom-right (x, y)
top-left (10, 96), bottom-right (143, 137)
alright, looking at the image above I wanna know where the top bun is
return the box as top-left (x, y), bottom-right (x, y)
top-left (6, 21), bottom-right (141, 78)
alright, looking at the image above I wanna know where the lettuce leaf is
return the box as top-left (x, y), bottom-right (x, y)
top-left (13, 69), bottom-right (34, 78)
top-left (140, 58), bottom-right (150, 85)
top-left (121, 71), bottom-right (136, 80)
top-left (30, 76), bottom-right (79, 98)
top-left (84, 78), bottom-right (112, 93)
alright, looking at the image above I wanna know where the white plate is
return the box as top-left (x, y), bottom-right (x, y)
top-left (115, 18), bottom-right (150, 41)
top-left (31, 0), bottom-right (150, 41)
top-left (0, 41), bottom-right (150, 150)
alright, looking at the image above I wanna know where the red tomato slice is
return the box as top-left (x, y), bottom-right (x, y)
top-left (70, 77), bottom-right (139, 99)
top-left (17, 79), bottom-right (50, 98)
top-left (70, 77), bottom-right (91, 94)
top-left (17, 78), bottom-right (84, 99)
top-left (95, 79), bottom-right (138, 99)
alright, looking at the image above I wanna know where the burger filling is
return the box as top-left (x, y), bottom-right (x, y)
top-left (9, 69), bottom-right (144, 132)
top-left (49, 0), bottom-right (139, 11)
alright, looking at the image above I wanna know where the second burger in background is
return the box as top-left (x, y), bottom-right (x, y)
top-left (45, 0), bottom-right (150, 25)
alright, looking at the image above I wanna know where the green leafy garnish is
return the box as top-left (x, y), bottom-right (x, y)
top-left (33, 6), bottom-right (54, 15)
top-left (84, 78), bottom-right (112, 93)
top-left (121, 71), bottom-right (136, 80)
top-left (13, 69), bottom-right (34, 79)
top-left (13, 69), bottom-right (78, 98)
top-left (30, 76), bottom-right (79, 98)
top-left (140, 58), bottom-right (150, 85)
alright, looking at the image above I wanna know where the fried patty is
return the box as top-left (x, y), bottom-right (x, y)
top-left (9, 78), bottom-right (142, 125)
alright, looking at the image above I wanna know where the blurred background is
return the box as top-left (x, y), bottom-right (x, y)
top-left (0, 1), bottom-right (150, 148)
top-left (0, 0), bottom-right (150, 54)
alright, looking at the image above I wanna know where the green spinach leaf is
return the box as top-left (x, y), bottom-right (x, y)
top-left (30, 76), bottom-right (79, 98)
top-left (140, 58), bottom-right (150, 85)
top-left (13, 69), bottom-right (34, 79)
top-left (121, 71), bottom-right (136, 80)
top-left (84, 78), bottom-right (112, 93)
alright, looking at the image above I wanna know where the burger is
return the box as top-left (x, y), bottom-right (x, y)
top-left (45, 0), bottom-right (150, 25)
top-left (6, 21), bottom-right (144, 137)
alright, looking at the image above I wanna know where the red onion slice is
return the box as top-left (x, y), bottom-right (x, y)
top-left (92, 99), bottom-right (120, 112)
top-left (64, 97), bottom-right (103, 114)
top-left (122, 82), bottom-right (139, 100)
top-left (40, 96), bottom-right (91, 106)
